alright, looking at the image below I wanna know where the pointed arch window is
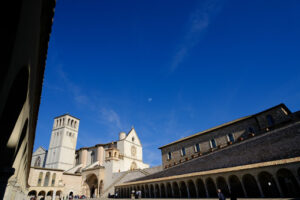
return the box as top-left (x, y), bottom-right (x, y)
top-left (44, 172), bottom-right (50, 186)
top-left (51, 173), bottom-right (56, 186)
top-left (37, 172), bottom-right (43, 186)
top-left (34, 156), bottom-right (41, 167)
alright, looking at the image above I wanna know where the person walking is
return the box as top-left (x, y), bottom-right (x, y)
top-left (217, 189), bottom-right (226, 200)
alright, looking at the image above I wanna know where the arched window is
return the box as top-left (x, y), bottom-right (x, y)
top-left (181, 147), bottom-right (186, 156)
top-left (194, 143), bottom-right (200, 152)
top-left (114, 152), bottom-right (117, 157)
top-left (51, 173), bottom-right (56, 186)
top-left (210, 139), bottom-right (217, 148)
top-left (227, 133), bottom-right (235, 143)
top-left (44, 172), bottom-right (50, 186)
top-left (109, 152), bottom-right (112, 157)
top-left (71, 120), bottom-right (74, 127)
top-left (63, 118), bottom-right (65, 125)
top-left (74, 121), bottom-right (77, 128)
top-left (37, 172), bottom-right (43, 186)
top-left (34, 156), bottom-right (41, 167)
top-left (266, 115), bottom-right (275, 127)
top-left (167, 152), bottom-right (172, 160)
top-left (132, 137), bottom-right (135, 142)
top-left (67, 118), bottom-right (70, 125)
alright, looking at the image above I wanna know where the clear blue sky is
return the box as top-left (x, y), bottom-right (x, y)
top-left (35, 0), bottom-right (300, 166)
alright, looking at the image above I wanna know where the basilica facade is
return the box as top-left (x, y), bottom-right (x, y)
top-left (27, 114), bottom-right (158, 199)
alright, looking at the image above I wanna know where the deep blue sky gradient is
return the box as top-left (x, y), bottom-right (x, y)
top-left (35, 0), bottom-right (300, 166)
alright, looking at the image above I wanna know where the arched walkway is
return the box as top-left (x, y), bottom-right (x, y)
top-left (155, 184), bottom-right (160, 198)
top-left (28, 190), bottom-right (37, 197)
top-left (160, 184), bottom-right (166, 198)
top-left (38, 191), bottom-right (45, 197)
top-left (166, 182), bottom-right (172, 198)
top-left (216, 176), bottom-right (230, 197)
top-left (179, 181), bottom-right (188, 198)
top-left (172, 182), bottom-right (180, 198)
top-left (229, 175), bottom-right (245, 197)
top-left (145, 185), bottom-right (149, 198)
top-left (277, 168), bottom-right (300, 197)
top-left (206, 178), bottom-right (217, 197)
top-left (196, 178), bottom-right (206, 198)
top-left (85, 173), bottom-right (98, 198)
top-left (258, 171), bottom-right (280, 197)
top-left (242, 174), bottom-right (260, 197)
top-left (141, 185), bottom-right (145, 198)
top-left (150, 184), bottom-right (154, 198)
top-left (47, 191), bottom-right (53, 196)
top-left (187, 180), bottom-right (197, 198)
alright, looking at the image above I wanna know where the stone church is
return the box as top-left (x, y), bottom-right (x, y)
top-left (116, 103), bottom-right (300, 199)
top-left (27, 114), bottom-right (160, 199)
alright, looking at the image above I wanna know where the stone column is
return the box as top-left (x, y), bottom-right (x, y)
top-left (52, 189), bottom-right (56, 200)
top-left (254, 175), bottom-right (264, 197)
top-left (273, 174), bottom-right (284, 197)
top-left (80, 149), bottom-right (88, 168)
top-left (186, 181), bottom-right (191, 198)
top-left (97, 146), bottom-right (104, 165)
top-left (238, 175), bottom-right (247, 197)
top-left (203, 180), bottom-right (209, 198)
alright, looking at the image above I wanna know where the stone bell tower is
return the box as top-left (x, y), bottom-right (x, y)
top-left (45, 114), bottom-right (79, 170)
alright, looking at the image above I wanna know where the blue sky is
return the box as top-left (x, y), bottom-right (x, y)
top-left (35, 0), bottom-right (300, 166)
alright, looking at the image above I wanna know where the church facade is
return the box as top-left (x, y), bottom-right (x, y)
top-left (116, 104), bottom-right (300, 198)
top-left (27, 114), bottom-right (156, 199)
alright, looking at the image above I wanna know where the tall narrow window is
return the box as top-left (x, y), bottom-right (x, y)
top-left (51, 173), bottom-right (56, 186)
top-left (167, 152), bottom-right (172, 160)
top-left (266, 115), bottom-right (274, 126)
top-left (210, 139), bottom-right (217, 148)
top-left (91, 151), bottom-right (95, 163)
top-left (37, 172), bottom-right (43, 186)
top-left (34, 156), bottom-right (41, 167)
top-left (181, 147), bottom-right (186, 156)
top-left (194, 143), bottom-right (200, 153)
top-left (227, 133), bottom-right (235, 143)
top-left (44, 172), bottom-right (50, 186)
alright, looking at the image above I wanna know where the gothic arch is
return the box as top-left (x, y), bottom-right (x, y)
top-left (34, 156), bottom-right (41, 167)
top-left (242, 174), bottom-right (260, 197)
top-left (28, 190), bottom-right (37, 197)
top-left (44, 172), bottom-right (50, 186)
top-left (85, 173), bottom-right (98, 198)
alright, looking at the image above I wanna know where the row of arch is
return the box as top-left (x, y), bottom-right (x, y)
top-left (55, 118), bottom-right (77, 128)
top-left (37, 172), bottom-right (56, 187)
top-left (117, 168), bottom-right (300, 198)
top-left (28, 190), bottom-right (62, 197)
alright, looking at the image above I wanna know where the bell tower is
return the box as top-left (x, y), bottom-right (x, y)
top-left (45, 114), bottom-right (79, 170)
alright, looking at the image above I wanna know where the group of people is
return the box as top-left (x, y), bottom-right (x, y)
top-left (131, 190), bottom-right (142, 199)
top-left (217, 189), bottom-right (237, 200)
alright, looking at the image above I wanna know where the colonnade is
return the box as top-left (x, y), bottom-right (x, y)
top-left (116, 164), bottom-right (300, 198)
